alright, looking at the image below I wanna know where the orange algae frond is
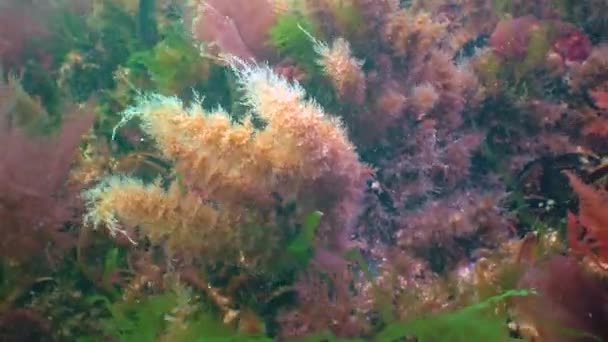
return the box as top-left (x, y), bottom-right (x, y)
top-left (84, 176), bottom-right (243, 262)
top-left (312, 37), bottom-right (366, 104)
top-left (234, 62), bottom-right (366, 186)
top-left (269, 0), bottom-right (294, 14)
top-left (411, 82), bottom-right (440, 114)
top-left (85, 63), bottom-right (368, 267)
top-left (384, 9), bottom-right (447, 58)
top-left (113, 95), bottom-right (264, 205)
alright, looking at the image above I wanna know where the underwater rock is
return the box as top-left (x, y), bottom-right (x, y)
top-left (0, 309), bottom-right (52, 342)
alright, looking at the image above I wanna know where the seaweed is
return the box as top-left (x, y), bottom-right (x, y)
top-left (137, 0), bottom-right (159, 47)
top-left (93, 291), bottom-right (177, 341)
top-left (127, 25), bottom-right (209, 95)
top-left (374, 289), bottom-right (532, 342)
top-left (286, 211), bottom-right (324, 266)
top-left (92, 288), bottom-right (274, 341)
top-left (4, 0), bottom-right (608, 340)
top-left (269, 12), bottom-right (321, 73)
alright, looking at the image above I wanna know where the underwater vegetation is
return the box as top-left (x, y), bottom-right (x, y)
top-left (1, 0), bottom-right (608, 341)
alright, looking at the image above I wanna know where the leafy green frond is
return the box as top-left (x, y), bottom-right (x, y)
top-left (373, 289), bottom-right (533, 342)
top-left (269, 12), bottom-right (321, 72)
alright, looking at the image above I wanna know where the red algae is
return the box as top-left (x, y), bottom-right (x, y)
top-left (565, 172), bottom-right (608, 268)
top-left (4, 0), bottom-right (608, 340)
top-left (0, 90), bottom-right (94, 263)
top-left (516, 256), bottom-right (608, 342)
top-left (590, 90), bottom-right (608, 109)
top-left (489, 16), bottom-right (541, 59)
top-left (553, 27), bottom-right (592, 63)
top-left (0, 1), bottom-right (51, 71)
top-left (190, 0), bottom-right (278, 61)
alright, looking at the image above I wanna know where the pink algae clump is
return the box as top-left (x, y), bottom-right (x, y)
top-left (489, 16), bottom-right (541, 59)
top-left (552, 26), bottom-right (592, 63)
top-left (590, 89), bottom-right (608, 109)
top-left (0, 95), bottom-right (94, 263)
top-left (490, 15), bottom-right (592, 63)
top-left (190, 0), bottom-right (278, 61)
top-left (0, 1), bottom-right (51, 71)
